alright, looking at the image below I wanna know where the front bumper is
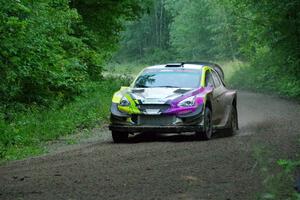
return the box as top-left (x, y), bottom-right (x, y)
top-left (110, 103), bottom-right (204, 133)
top-left (109, 125), bottom-right (203, 133)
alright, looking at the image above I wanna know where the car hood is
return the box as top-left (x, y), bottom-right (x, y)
top-left (129, 88), bottom-right (192, 104)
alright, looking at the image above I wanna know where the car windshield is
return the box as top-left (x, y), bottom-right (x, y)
top-left (133, 69), bottom-right (202, 88)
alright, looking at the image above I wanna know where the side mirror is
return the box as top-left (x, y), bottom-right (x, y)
top-left (207, 83), bottom-right (214, 88)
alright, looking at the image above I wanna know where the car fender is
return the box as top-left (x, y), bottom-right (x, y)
top-left (223, 90), bottom-right (238, 129)
top-left (201, 89), bottom-right (213, 113)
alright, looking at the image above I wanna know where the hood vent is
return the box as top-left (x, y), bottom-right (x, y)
top-left (132, 89), bottom-right (145, 93)
top-left (165, 63), bottom-right (183, 68)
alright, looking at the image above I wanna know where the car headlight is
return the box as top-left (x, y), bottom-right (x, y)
top-left (119, 96), bottom-right (131, 106)
top-left (178, 96), bottom-right (196, 107)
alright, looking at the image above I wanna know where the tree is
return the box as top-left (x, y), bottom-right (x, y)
top-left (114, 0), bottom-right (172, 63)
top-left (166, 0), bottom-right (240, 60)
top-left (0, 0), bottom-right (146, 106)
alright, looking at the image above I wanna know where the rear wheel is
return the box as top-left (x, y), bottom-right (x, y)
top-left (224, 106), bottom-right (238, 136)
top-left (196, 107), bottom-right (213, 140)
top-left (112, 131), bottom-right (129, 143)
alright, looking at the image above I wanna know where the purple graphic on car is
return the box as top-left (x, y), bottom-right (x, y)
top-left (164, 87), bottom-right (212, 115)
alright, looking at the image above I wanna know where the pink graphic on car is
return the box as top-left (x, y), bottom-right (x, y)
top-left (163, 87), bottom-right (212, 115)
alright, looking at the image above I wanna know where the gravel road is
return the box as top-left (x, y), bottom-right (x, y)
top-left (0, 91), bottom-right (299, 200)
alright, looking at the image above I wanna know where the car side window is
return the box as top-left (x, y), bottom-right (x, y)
top-left (205, 71), bottom-right (215, 87)
top-left (211, 71), bottom-right (222, 88)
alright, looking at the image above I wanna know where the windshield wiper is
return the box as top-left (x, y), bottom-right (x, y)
top-left (135, 85), bottom-right (149, 88)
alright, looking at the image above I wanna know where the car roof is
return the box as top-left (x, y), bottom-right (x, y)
top-left (142, 62), bottom-right (225, 83)
top-left (145, 63), bottom-right (209, 71)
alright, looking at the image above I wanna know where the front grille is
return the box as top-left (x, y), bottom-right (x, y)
top-left (137, 115), bottom-right (175, 126)
top-left (137, 104), bottom-right (170, 112)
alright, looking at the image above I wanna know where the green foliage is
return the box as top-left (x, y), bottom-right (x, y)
top-left (0, 0), bottom-right (146, 161)
top-left (105, 62), bottom-right (149, 77)
top-left (0, 0), bottom-right (145, 106)
top-left (224, 0), bottom-right (300, 98)
top-left (229, 58), bottom-right (300, 99)
top-left (114, 0), bottom-right (173, 63)
top-left (0, 0), bottom-right (94, 105)
top-left (0, 78), bottom-right (130, 161)
top-left (72, 0), bottom-right (148, 51)
top-left (253, 147), bottom-right (300, 200)
top-left (277, 159), bottom-right (300, 173)
top-left (115, 0), bottom-right (240, 63)
top-left (167, 0), bottom-right (239, 60)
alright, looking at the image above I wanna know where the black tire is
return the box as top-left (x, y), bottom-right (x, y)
top-left (224, 106), bottom-right (238, 136)
top-left (196, 107), bottom-right (213, 140)
top-left (112, 131), bottom-right (129, 143)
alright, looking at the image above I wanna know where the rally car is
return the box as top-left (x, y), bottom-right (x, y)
top-left (109, 62), bottom-right (238, 143)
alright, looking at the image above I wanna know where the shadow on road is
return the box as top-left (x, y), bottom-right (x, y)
top-left (121, 131), bottom-right (235, 143)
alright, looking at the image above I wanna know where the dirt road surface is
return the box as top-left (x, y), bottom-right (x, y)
top-left (0, 91), bottom-right (299, 200)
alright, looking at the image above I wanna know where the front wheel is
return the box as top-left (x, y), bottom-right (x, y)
top-left (112, 131), bottom-right (129, 143)
top-left (196, 107), bottom-right (213, 140)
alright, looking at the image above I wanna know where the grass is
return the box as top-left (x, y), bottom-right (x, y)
top-left (0, 76), bottom-right (130, 162)
top-left (252, 145), bottom-right (300, 200)
top-left (228, 62), bottom-right (300, 100)
top-left (105, 62), bottom-right (146, 76)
